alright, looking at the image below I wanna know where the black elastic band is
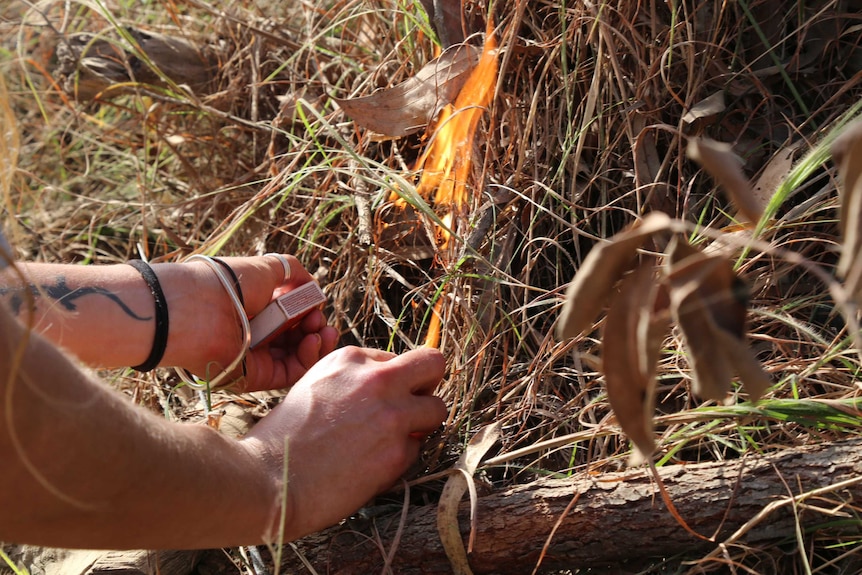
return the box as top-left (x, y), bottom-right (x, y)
top-left (211, 257), bottom-right (247, 377)
top-left (127, 259), bottom-right (169, 372)
top-left (211, 257), bottom-right (244, 306)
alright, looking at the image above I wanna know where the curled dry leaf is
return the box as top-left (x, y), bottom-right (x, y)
top-left (687, 138), bottom-right (763, 225)
top-left (666, 236), bottom-right (769, 401)
top-left (710, 326), bottom-right (772, 401)
top-left (436, 420), bottom-right (502, 575)
top-left (682, 91), bottom-right (726, 124)
top-left (752, 142), bottom-right (801, 211)
top-left (602, 257), bottom-right (669, 462)
top-left (335, 44), bottom-right (480, 137)
top-left (556, 211), bottom-right (672, 340)
top-left (418, 0), bottom-right (466, 48)
top-left (830, 118), bottom-right (862, 296)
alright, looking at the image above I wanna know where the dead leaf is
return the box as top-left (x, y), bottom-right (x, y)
top-left (751, 142), bottom-right (801, 211)
top-left (668, 265), bottom-right (735, 400)
top-left (682, 91), bottom-right (726, 124)
top-left (711, 326), bottom-right (771, 401)
top-left (335, 44), bottom-right (479, 137)
top-left (667, 237), bottom-right (738, 400)
top-left (666, 237), bottom-right (768, 401)
top-left (556, 211), bottom-right (672, 340)
top-left (602, 258), bottom-right (667, 462)
top-left (637, 282), bottom-right (671, 386)
top-left (418, 0), bottom-right (466, 48)
top-left (437, 421), bottom-right (502, 575)
top-left (634, 125), bottom-right (662, 189)
top-left (667, 237), bottom-right (745, 338)
top-left (687, 138), bottom-right (763, 225)
top-left (211, 403), bottom-right (255, 438)
top-left (831, 119), bottom-right (862, 295)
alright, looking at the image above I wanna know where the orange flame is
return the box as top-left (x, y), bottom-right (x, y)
top-left (414, 20), bottom-right (498, 224)
top-left (407, 18), bottom-right (498, 348)
top-left (423, 299), bottom-right (443, 349)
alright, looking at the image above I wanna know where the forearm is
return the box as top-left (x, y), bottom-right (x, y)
top-left (0, 305), bottom-right (283, 549)
top-left (0, 261), bottom-right (236, 369)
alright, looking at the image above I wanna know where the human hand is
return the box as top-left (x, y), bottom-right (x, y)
top-left (240, 346), bottom-right (448, 541)
top-left (167, 254), bottom-right (338, 392)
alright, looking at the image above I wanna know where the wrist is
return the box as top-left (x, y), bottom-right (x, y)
top-left (237, 434), bottom-right (294, 542)
top-left (154, 261), bottom-right (244, 370)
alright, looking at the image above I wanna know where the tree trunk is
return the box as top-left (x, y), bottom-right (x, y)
top-left (277, 438), bottom-right (862, 574)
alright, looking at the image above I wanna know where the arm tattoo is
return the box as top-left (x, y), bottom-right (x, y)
top-left (0, 276), bottom-right (152, 321)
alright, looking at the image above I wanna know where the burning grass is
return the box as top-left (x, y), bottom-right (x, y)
top-left (2, 0), bottom-right (862, 572)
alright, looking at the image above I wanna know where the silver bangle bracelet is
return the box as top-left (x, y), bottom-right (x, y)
top-left (175, 254), bottom-right (251, 391)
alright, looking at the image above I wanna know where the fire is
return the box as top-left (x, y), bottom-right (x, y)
top-left (414, 19), bottom-right (498, 231)
top-left (411, 18), bottom-right (498, 347)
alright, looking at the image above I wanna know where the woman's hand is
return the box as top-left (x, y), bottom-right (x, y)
top-left (169, 254), bottom-right (339, 392)
top-left (0, 254), bottom-right (338, 391)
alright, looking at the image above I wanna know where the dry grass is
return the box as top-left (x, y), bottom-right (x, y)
top-left (2, 0), bottom-right (862, 572)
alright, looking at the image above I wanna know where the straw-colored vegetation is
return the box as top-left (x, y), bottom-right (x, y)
top-left (2, 0), bottom-right (862, 573)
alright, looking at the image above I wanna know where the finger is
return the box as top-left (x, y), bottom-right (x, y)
top-left (219, 255), bottom-right (312, 314)
top-left (385, 347), bottom-right (446, 394)
top-left (299, 308), bottom-right (327, 334)
top-left (358, 347), bottom-right (399, 362)
top-left (264, 253), bottom-right (313, 289)
top-left (318, 326), bottom-right (339, 356)
top-left (235, 350), bottom-right (274, 393)
top-left (403, 395), bottom-right (448, 434)
top-left (295, 333), bottom-right (323, 370)
top-left (263, 253), bottom-right (292, 282)
top-left (298, 311), bottom-right (339, 355)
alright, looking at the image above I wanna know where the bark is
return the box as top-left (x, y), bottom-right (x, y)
top-left (277, 438), bottom-right (862, 574)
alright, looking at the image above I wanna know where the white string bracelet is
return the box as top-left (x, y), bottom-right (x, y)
top-left (175, 254), bottom-right (251, 391)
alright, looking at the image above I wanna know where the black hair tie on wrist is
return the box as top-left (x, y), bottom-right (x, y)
top-left (211, 257), bottom-right (247, 377)
top-left (127, 259), bottom-right (169, 372)
top-left (211, 257), bottom-right (244, 306)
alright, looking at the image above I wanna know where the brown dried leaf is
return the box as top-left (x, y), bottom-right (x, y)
top-left (437, 421), bottom-right (502, 574)
top-left (667, 237), bottom-right (746, 338)
top-left (666, 237), bottom-right (768, 401)
top-left (687, 138), bottom-right (763, 225)
top-left (335, 44), bottom-right (479, 137)
top-left (711, 326), bottom-right (771, 401)
top-left (682, 91), bottom-right (726, 124)
top-left (831, 119), bottom-right (862, 292)
top-left (556, 212), bottom-right (671, 340)
top-left (418, 0), bottom-right (466, 48)
top-left (671, 281), bottom-right (735, 401)
top-left (638, 282), bottom-right (671, 380)
top-left (752, 142), bottom-right (801, 211)
top-left (602, 259), bottom-right (666, 461)
top-left (632, 129), bottom-right (661, 187)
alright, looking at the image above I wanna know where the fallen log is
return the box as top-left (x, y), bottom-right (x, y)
top-left (277, 438), bottom-right (862, 574)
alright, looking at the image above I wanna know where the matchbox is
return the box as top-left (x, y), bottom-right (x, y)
top-left (249, 281), bottom-right (327, 349)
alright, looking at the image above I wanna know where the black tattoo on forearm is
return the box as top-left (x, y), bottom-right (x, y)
top-left (0, 276), bottom-right (152, 321)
